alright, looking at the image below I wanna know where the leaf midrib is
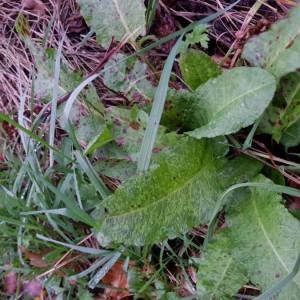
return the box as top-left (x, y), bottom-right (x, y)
top-left (105, 163), bottom-right (217, 219)
top-left (210, 257), bottom-right (233, 300)
top-left (212, 81), bottom-right (272, 119)
top-left (251, 195), bottom-right (289, 273)
top-left (194, 80), bottom-right (273, 135)
top-left (111, 0), bottom-right (131, 36)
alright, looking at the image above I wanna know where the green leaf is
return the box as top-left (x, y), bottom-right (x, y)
top-left (179, 49), bottom-right (221, 90)
top-left (103, 106), bottom-right (168, 162)
top-left (186, 67), bottom-right (276, 139)
top-left (242, 7), bottom-right (300, 79)
top-left (259, 72), bottom-right (300, 146)
top-left (227, 176), bottom-right (300, 299)
top-left (95, 137), bottom-right (223, 246)
top-left (76, 0), bottom-right (146, 48)
top-left (94, 138), bottom-right (261, 246)
top-left (197, 235), bottom-right (248, 299)
top-left (274, 73), bottom-right (300, 142)
top-left (76, 113), bottom-right (105, 149)
top-left (200, 175), bottom-right (300, 299)
top-left (84, 126), bottom-right (113, 155)
top-left (280, 119), bottom-right (300, 148)
top-left (179, 24), bottom-right (209, 53)
top-left (103, 54), bottom-right (154, 100)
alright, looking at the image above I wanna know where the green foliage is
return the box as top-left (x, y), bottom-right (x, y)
top-left (179, 24), bottom-right (209, 52)
top-left (280, 119), bottom-right (300, 147)
top-left (182, 67), bottom-right (276, 138)
top-left (197, 175), bottom-right (300, 299)
top-left (103, 54), bottom-right (154, 100)
top-left (4, 3), bottom-right (300, 299)
top-left (95, 137), bottom-right (223, 246)
top-left (76, 0), bottom-right (146, 48)
top-left (179, 49), bottom-right (221, 90)
top-left (260, 72), bottom-right (300, 146)
top-left (197, 235), bottom-right (248, 299)
top-left (242, 7), bottom-right (300, 79)
top-left (100, 106), bottom-right (169, 161)
top-left (94, 138), bottom-right (261, 246)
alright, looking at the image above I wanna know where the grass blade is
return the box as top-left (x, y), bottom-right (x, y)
top-left (49, 36), bottom-right (65, 167)
top-left (74, 150), bottom-right (110, 199)
top-left (88, 252), bottom-right (121, 289)
top-left (36, 234), bottom-right (111, 255)
top-left (0, 113), bottom-right (72, 161)
top-left (137, 35), bottom-right (183, 172)
top-left (68, 255), bottom-right (113, 281)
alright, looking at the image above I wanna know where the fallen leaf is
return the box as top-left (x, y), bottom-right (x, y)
top-left (23, 248), bottom-right (51, 268)
top-left (22, 0), bottom-right (46, 15)
top-left (102, 260), bottom-right (134, 299)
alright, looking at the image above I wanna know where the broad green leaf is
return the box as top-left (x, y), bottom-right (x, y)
top-left (242, 7), bottom-right (300, 79)
top-left (76, 0), bottom-right (146, 48)
top-left (197, 235), bottom-right (248, 299)
top-left (227, 175), bottom-right (300, 299)
top-left (179, 49), bottom-right (221, 90)
top-left (95, 138), bottom-right (223, 246)
top-left (186, 67), bottom-right (276, 139)
top-left (201, 175), bottom-right (300, 299)
top-left (94, 138), bottom-right (261, 246)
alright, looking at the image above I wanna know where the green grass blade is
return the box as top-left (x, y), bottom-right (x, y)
top-left (137, 35), bottom-right (183, 172)
top-left (146, 0), bottom-right (158, 30)
top-left (74, 150), bottom-right (110, 199)
top-left (36, 234), bottom-right (111, 255)
top-left (21, 208), bottom-right (68, 216)
top-left (49, 36), bottom-right (65, 167)
top-left (0, 113), bottom-right (72, 161)
top-left (242, 116), bottom-right (262, 150)
top-left (38, 176), bottom-right (97, 227)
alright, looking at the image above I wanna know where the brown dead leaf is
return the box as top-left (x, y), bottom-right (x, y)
top-left (101, 260), bottom-right (134, 299)
top-left (22, 0), bottom-right (46, 15)
top-left (23, 248), bottom-right (51, 268)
